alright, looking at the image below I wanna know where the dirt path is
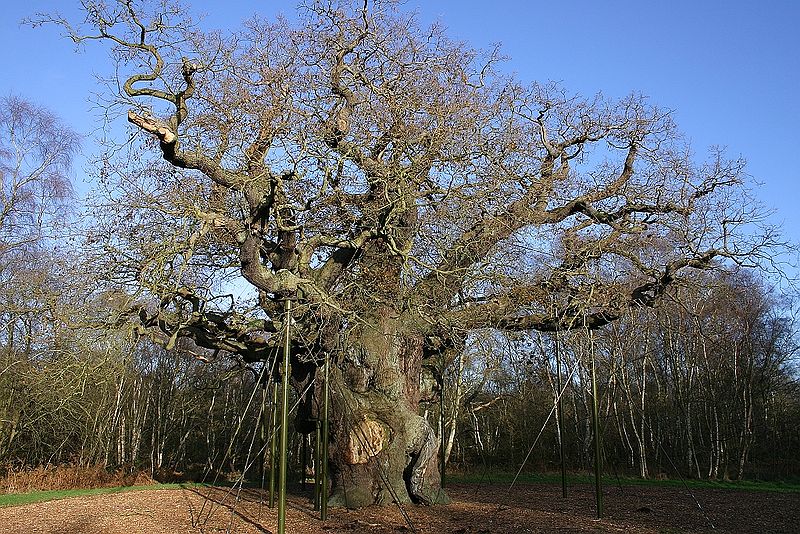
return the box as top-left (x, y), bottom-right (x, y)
top-left (0, 483), bottom-right (797, 533)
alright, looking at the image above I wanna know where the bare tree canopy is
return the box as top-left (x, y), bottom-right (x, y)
top-left (1, 95), bottom-right (79, 354)
top-left (34, 0), bottom-right (784, 507)
top-left (0, 95), bottom-right (77, 255)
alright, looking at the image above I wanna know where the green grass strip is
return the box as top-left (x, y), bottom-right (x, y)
top-left (447, 471), bottom-right (800, 493)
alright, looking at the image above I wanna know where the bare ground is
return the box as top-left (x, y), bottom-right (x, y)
top-left (0, 482), bottom-right (797, 533)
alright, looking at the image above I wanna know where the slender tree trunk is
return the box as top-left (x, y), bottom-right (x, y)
top-left (737, 372), bottom-right (754, 480)
top-left (443, 352), bottom-right (465, 465)
top-left (107, 373), bottom-right (126, 466)
top-left (710, 406), bottom-right (721, 479)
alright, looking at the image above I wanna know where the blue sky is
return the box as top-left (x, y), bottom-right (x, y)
top-left (2, 1), bottom-right (799, 248)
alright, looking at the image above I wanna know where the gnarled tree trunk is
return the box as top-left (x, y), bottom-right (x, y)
top-left (301, 311), bottom-right (446, 508)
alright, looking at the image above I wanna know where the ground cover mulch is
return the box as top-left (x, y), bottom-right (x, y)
top-left (0, 482), bottom-right (797, 533)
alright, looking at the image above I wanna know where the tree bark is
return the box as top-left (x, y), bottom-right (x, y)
top-left (315, 312), bottom-right (447, 508)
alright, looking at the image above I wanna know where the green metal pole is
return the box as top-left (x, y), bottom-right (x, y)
top-left (278, 299), bottom-right (292, 534)
top-left (590, 332), bottom-right (603, 519)
top-left (301, 434), bottom-right (307, 491)
top-left (259, 379), bottom-right (267, 485)
top-left (556, 334), bottom-right (567, 498)
top-left (320, 354), bottom-right (330, 520)
top-left (269, 380), bottom-right (278, 508)
top-left (440, 369), bottom-right (446, 489)
top-left (314, 419), bottom-right (321, 511)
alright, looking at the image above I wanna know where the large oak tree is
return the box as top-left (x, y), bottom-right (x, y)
top-left (40, 0), bottom-right (779, 507)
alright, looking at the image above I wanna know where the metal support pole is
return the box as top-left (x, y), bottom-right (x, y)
top-left (556, 334), bottom-right (567, 498)
top-left (301, 434), bottom-right (308, 491)
top-left (269, 380), bottom-right (278, 508)
top-left (278, 299), bottom-right (292, 534)
top-left (314, 419), bottom-right (321, 511)
top-left (259, 378), bottom-right (267, 485)
top-left (320, 354), bottom-right (330, 520)
top-left (590, 332), bottom-right (603, 519)
top-left (439, 369), bottom-right (446, 489)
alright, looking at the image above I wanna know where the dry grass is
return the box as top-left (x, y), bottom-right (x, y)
top-left (0, 464), bottom-right (155, 494)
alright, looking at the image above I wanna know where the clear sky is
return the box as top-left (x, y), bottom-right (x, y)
top-left (2, 1), bottom-right (799, 247)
